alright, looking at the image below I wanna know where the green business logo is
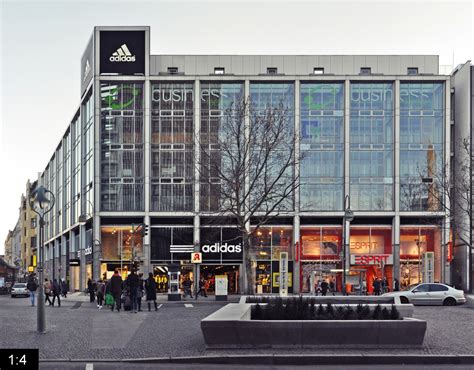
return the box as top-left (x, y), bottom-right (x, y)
top-left (103, 85), bottom-right (140, 109)
top-left (303, 86), bottom-right (336, 110)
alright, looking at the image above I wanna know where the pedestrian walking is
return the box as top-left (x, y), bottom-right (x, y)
top-left (195, 277), bottom-right (208, 299)
top-left (26, 274), bottom-right (38, 307)
top-left (321, 280), bottom-right (329, 296)
top-left (373, 278), bottom-right (381, 296)
top-left (95, 279), bottom-right (105, 309)
top-left (61, 279), bottom-right (68, 298)
top-left (137, 273), bottom-right (144, 311)
top-left (329, 280), bottom-right (335, 296)
top-left (44, 278), bottom-right (52, 305)
top-left (182, 276), bottom-right (193, 298)
top-left (315, 280), bottom-right (321, 296)
top-left (145, 272), bottom-right (158, 311)
top-left (393, 278), bottom-right (400, 292)
top-left (126, 269), bottom-right (140, 313)
top-left (87, 278), bottom-right (95, 303)
top-left (51, 279), bottom-right (61, 307)
top-left (382, 277), bottom-right (388, 293)
top-left (109, 269), bottom-right (123, 312)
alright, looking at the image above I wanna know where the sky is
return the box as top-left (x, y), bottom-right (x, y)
top-left (0, 0), bottom-right (472, 254)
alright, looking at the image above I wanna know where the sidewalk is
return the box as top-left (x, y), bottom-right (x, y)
top-left (67, 291), bottom-right (242, 303)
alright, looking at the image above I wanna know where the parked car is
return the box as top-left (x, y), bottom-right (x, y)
top-left (10, 283), bottom-right (29, 298)
top-left (383, 283), bottom-right (466, 306)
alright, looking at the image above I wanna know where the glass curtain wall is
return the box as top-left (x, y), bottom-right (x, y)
top-left (82, 93), bottom-right (94, 216)
top-left (249, 83), bottom-right (295, 211)
top-left (64, 130), bottom-right (71, 229)
top-left (400, 83), bottom-right (444, 211)
top-left (300, 83), bottom-right (344, 210)
top-left (150, 83), bottom-right (194, 211)
top-left (72, 115), bottom-right (81, 224)
top-left (100, 83), bottom-right (144, 211)
top-left (350, 83), bottom-right (394, 210)
top-left (200, 83), bottom-right (243, 212)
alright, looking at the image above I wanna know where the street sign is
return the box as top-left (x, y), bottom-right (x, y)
top-left (191, 252), bottom-right (202, 263)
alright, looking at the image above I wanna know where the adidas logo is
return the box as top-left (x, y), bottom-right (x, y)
top-left (110, 44), bottom-right (136, 62)
top-left (83, 60), bottom-right (91, 81)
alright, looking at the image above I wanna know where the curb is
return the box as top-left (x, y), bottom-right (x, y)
top-left (40, 354), bottom-right (474, 365)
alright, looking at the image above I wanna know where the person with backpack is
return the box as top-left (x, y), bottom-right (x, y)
top-left (145, 272), bottom-right (158, 311)
top-left (95, 279), bottom-right (106, 309)
top-left (26, 274), bottom-right (38, 307)
top-left (51, 279), bottom-right (61, 307)
top-left (44, 278), bottom-right (53, 305)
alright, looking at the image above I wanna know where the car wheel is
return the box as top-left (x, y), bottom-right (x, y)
top-left (443, 297), bottom-right (456, 306)
top-left (400, 296), bottom-right (409, 304)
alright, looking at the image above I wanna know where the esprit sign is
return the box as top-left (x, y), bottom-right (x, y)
top-left (202, 243), bottom-right (242, 254)
top-left (351, 254), bottom-right (393, 265)
top-left (349, 235), bottom-right (385, 254)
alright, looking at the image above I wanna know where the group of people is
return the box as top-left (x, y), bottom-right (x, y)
top-left (314, 279), bottom-right (336, 296)
top-left (86, 269), bottom-right (159, 313)
top-left (25, 274), bottom-right (68, 307)
top-left (182, 276), bottom-right (209, 300)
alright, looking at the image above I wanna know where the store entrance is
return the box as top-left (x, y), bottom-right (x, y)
top-left (200, 264), bottom-right (240, 294)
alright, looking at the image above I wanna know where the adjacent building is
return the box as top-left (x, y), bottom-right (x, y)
top-left (32, 26), bottom-right (471, 293)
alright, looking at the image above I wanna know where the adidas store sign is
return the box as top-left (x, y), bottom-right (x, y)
top-left (110, 44), bottom-right (136, 62)
top-left (202, 243), bottom-right (242, 254)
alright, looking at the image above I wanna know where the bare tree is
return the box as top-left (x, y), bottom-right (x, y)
top-left (197, 98), bottom-right (301, 294)
top-left (401, 138), bottom-right (471, 289)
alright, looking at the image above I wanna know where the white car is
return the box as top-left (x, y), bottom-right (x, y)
top-left (10, 283), bottom-right (30, 298)
top-left (383, 283), bottom-right (466, 306)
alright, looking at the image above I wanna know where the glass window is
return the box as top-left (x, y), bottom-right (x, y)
top-left (414, 284), bottom-right (429, 292)
top-left (429, 284), bottom-right (448, 292)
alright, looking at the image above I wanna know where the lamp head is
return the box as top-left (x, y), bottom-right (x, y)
top-left (31, 186), bottom-right (52, 210)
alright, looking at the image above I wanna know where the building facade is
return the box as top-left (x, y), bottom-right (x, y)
top-left (34, 26), bottom-right (471, 293)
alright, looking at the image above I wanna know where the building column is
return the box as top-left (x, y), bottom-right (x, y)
top-left (444, 78), bottom-right (453, 286)
top-left (79, 224), bottom-right (86, 292)
top-left (193, 80), bottom-right (201, 292)
top-left (60, 234), bottom-right (67, 281)
top-left (143, 74), bottom-right (151, 274)
top-left (93, 215), bottom-right (101, 280)
top-left (343, 79), bottom-right (351, 285)
top-left (243, 79), bottom-right (251, 294)
top-left (393, 79), bottom-right (401, 285)
top-left (293, 79), bottom-right (301, 294)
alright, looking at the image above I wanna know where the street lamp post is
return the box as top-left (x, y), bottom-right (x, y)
top-left (29, 186), bottom-right (55, 333)
top-left (342, 195), bottom-right (354, 295)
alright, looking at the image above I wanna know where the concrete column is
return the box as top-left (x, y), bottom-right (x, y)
top-left (143, 75), bottom-right (151, 274)
top-left (79, 224), bottom-right (86, 292)
top-left (93, 215), bottom-right (101, 280)
top-left (393, 79), bottom-right (401, 284)
top-left (444, 78), bottom-right (452, 285)
top-left (294, 79), bottom-right (301, 293)
top-left (193, 80), bottom-right (201, 293)
top-left (344, 80), bottom-right (350, 203)
top-left (61, 234), bottom-right (67, 281)
top-left (93, 55), bottom-right (102, 282)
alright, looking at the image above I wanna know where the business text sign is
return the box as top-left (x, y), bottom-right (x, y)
top-left (351, 254), bottom-right (393, 265)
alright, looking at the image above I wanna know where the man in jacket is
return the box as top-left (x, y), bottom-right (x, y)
top-left (126, 269), bottom-right (140, 313)
top-left (145, 272), bottom-right (158, 311)
top-left (26, 274), bottom-right (38, 307)
top-left (110, 269), bottom-right (123, 312)
top-left (51, 279), bottom-right (61, 307)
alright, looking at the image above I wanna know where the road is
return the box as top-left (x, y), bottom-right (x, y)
top-left (0, 294), bottom-right (473, 367)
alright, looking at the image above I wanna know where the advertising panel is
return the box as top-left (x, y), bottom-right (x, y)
top-left (422, 252), bottom-right (435, 283)
top-left (99, 31), bottom-right (145, 75)
top-left (81, 34), bottom-right (94, 95)
top-left (215, 275), bottom-right (228, 296)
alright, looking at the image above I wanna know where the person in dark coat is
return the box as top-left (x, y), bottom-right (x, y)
top-left (126, 269), bottom-right (140, 313)
top-left (145, 272), bottom-right (158, 311)
top-left (51, 279), bottom-right (61, 307)
top-left (87, 278), bottom-right (95, 303)
top-left (61, 279), bottom-right (68, 298)
top-left (26, 274), bottom-right (38, 307)
top-left (320, 280), bottom-right (329, 296)
top-left (109, 269), bottom-right (123, 312)
top-left (373, 278), bottom-right (381, 296)
top-left (393, 278), bottom-right (400, 292)
top-left (137, 273), bottom-right (144, 311)
top-left (195, 278), bottom-right (208, 299)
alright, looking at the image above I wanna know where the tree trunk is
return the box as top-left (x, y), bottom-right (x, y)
top-left (242, 232), bottom-right (255, 295)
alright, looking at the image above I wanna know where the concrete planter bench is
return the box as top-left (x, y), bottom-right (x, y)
top-left (201, 303), bottom-right (426, 349)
